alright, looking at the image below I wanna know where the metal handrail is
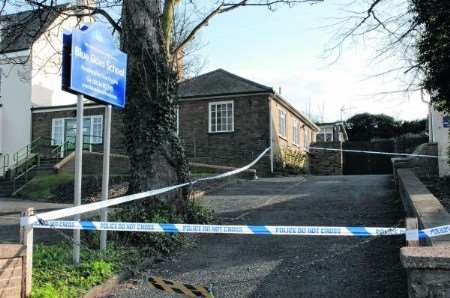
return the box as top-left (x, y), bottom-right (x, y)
top-left (13, 137), bottom-right (43, 163)
top-left (12, 163), bottom-right (37, 194)
top-left (0, 153), bottom-right (9, 176)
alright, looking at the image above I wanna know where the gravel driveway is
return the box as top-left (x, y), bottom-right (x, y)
top-left (109, 175), bottom-right (407, 297)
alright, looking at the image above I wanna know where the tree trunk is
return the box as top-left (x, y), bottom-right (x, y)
top-left (121, 0), bottom-right (188, 204)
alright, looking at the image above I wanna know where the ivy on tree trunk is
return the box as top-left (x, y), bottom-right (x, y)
top-left (121, 0), bottom-right (188, 205)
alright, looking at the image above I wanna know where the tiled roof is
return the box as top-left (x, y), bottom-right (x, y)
top-left (178, 69), bottom-right (273, 98)
top-left (0, 5), bottom-right (66, 53)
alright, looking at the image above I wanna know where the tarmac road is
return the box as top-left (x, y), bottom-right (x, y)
top-left (109, 175), bottom-right (407, 297)
top-left (0, 198), bottom-right (71, 243)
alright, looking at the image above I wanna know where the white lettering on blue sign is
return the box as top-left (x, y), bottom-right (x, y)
top-left (63, 23), bottom-right (127, 108)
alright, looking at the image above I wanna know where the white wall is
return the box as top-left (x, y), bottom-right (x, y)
top-left (0, 51), bottom-right (32, 156)
top-left (431, 107), bottom-right (449, 177)
top-left (31, 15), bottom-right (79, 107)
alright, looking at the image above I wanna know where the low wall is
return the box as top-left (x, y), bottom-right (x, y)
top-left (396, 168), bottom-right (450, 247)
top-left (395, 166), bottom-right (450, 297)
top-left (392, 143), bottom-right (438, 179)
top-left (55, 151), bottom-right (130, 176)
top-left (309, 142), bottom-right (343, 175)
top-left (401, 247), bottom-right (450, 298)
top-left (0, 244), bottom-right (27, 298)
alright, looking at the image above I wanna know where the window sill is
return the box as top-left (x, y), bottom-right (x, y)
top-left (208, 131), bottom-right (235, 135)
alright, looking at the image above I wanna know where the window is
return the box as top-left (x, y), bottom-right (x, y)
top-left (304, 127), bottom-right (310, 149)
top-left (319, 127), bottom-right (333, 142)
top-left (51, 115), bottom-right (103, 147)
top-left (279, 110), bottom-right (286, 138)
top-left (91, 116), bottom-right (103, 144)
top-left (51, 118), bottom-right (64, 145)
top-left (209, 101), bottom-right (234, 133)
top-left (293, 119), bottom-right (299, 146)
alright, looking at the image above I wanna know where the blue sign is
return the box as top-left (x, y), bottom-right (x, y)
top-left (444, 116), bottom-right (449, 128)
top-left (62, 23), bottom-right (127, 108)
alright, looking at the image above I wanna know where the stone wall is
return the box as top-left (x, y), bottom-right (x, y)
top-left (179, 94), bottom-right (271, 175)
top-left (309, 142), bottom-right (343, 175)
top-left (401, 247), bottom-right (450, 298)
top-left (392, 143), bottom-right (438, 179)
top-left (395, 165), bottom-right (450, 297)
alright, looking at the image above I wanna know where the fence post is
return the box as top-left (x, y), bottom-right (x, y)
top-left (406, 217), bottom-right (419, 247)
top-left (21, 208), bottom-right (34, 297)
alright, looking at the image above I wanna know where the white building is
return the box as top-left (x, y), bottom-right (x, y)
top-left (430, 107), bottom-right (449, 177)
top-left (0, 6), bottom-right (79, 166)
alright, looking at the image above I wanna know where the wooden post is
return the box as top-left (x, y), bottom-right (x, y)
top-left (406, 217), bottom-right (419, 247)
top-left (21, 208), bottom-right (34, 297)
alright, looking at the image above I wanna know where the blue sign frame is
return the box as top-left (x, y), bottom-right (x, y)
top-left (444, 116), bottom-right (449, 128)
top-left (62, 23), bottom-right (127, 108)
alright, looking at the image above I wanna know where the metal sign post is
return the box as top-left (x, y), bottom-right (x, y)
top-left (62, 22), bottom-right (127, 263)
top-left (73, 94), bottom-right (84, 265)
top-left (100, 104), bottom-right (112, 250)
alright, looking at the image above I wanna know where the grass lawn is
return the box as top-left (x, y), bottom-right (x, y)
top-left (17, 173), bottom-right (73, 201)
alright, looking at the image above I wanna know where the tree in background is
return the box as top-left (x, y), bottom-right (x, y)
top-left (330, 0), bottom-right (449, 112)
top-left (345, 113), bottom-right (398, 141)
top-left (0, 0), bottom-right (323, 214)
top-left (397, 118), bottom-right (427, 136)
top-left (413, 0), bottom-right (450, 113)
top-left (345, 113), bottom-right (426, 141)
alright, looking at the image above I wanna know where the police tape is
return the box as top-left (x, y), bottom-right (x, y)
top-left (147, 276), bottom-right (213, 298)
top-left (32, 220), bottom-right (407, 237)
top-left (420, 224), bottom-right (450, 239)
top-left (20, 146), bottom-right (271, 226)
top-left (309, 146), bottom-right (448, 160)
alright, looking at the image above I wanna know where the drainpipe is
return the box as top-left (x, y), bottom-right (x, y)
top-left (421, 89), bottom-right (433, 143)
top-left (269, 98), bottom-right (274, 173)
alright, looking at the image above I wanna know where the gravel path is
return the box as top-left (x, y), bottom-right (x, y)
top-left (109, 175), bottom-right (407, 297)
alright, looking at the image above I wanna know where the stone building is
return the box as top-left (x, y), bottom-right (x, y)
top-left (178, 69), bottom-right (319, 174)
top-left (316, 122), bottom-right (348, 143)
top-left (31, 69), bottom-right (318, 175)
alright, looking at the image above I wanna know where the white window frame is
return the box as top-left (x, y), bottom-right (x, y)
top-left (293, 118), bottom-right (300, 146)
top-left (320, 126), bottom-right (333, 142)
top-left (51, 115), bottom-right (103, 147)
top-left (279, 110), bottom-right (286, 138)
top-left (51, 118), bottom-right (65, 146)
top-left (208, 100), bottom-right (234, 133)
top-left (304, 127), bottom-right (310, 150)
top-left (90, 115), bottom-right (104, 144)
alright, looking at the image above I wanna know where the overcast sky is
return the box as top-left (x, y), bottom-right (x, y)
top-left (192, 1), bottom-right (428, 122)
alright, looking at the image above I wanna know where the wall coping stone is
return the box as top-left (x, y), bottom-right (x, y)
top-left (397, 168), bottom-right (450, 246)
top-left (401, 247), bottom-right (450, 270)
top-left (54, 151), bottom-right (129, 171)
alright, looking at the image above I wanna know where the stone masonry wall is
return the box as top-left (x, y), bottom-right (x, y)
top-left (309, 142), bottom-right (343, 175)
top-left (179, 94), bottom-right (271, 175)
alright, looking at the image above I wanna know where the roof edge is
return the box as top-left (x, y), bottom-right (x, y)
top-left (178, 90), bottom-right (273, 100)
top-left (271, 94), bottom-right (320, 131)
